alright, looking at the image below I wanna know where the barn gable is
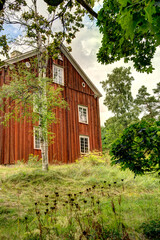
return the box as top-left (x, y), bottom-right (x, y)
top-left (3, 45), bottom-right (102, 98)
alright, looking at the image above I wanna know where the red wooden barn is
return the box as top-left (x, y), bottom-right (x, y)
top-left (0, 45), bottom-right (102, 165)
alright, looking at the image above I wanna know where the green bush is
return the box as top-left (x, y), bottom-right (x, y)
top-left (77, 151), bottom-right (108, 165)
top-left (140, 219), bottom-right (160, 240)
top-left (110, 120), bottom-right (160, 175)
top-left (27, 154), bottom-right (42, 167)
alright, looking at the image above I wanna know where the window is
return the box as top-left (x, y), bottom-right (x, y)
top-left (80, 136), bottom-right (89, 154)
top-left (78, 105), bottom-right (88, 124)
top-left (53, 65), bottom-right (64, 85)
top-left (34, 127), bottom-right (41, 149)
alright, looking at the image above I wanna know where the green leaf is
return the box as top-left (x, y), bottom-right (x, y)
top-left (144, 1), bottom-right (156, 23)
top-left (117, 9), bottom-right (134, 39)
top-left (90, 0), bottom-right (95, 8)
top-left (118, 0), bottom-right (129, 8)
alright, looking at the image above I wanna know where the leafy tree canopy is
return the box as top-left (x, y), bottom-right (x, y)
top-left (101, 67), bottom-right (136, 117)
top-left (134, 85), bottom-right (160, 120)
top-left (101, 116), bottom-right (130, 151)
top-left (110, 119), bottom-right (160, 175)
top-left (101, 67), bottom-right (139, 151)
top-left (97, 0), bottom-right (160, 73)
top-left (0, 61), bottom-right (67, 128)
top-left (101, 66), bottom-right (160, 152)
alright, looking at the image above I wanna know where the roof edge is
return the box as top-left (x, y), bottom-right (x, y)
top-left (4, 49), bottom-right (39, 64)
top-left (60, 45), bottom-right (102, 97)
top-left (3, 45), bottom-right (102, 97)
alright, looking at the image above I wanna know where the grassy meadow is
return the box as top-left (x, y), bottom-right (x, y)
top-left (0, 153), bottom-right (159, 239)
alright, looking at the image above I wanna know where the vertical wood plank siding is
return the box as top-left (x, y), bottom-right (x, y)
top-left (0, 54), bottom-right (102, 165)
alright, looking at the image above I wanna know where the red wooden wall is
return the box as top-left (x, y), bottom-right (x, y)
top-left (0, 52), bottom-right (102, 164)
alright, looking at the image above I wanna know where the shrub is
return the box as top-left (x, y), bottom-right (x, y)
top-left (140, 219), bottom-right (160, 240)
top-left (110, 120), bottom-right (160, 175)
top-left (26, 154), bottom-right (42, 167)
top-left (77, 151), bottom-right (108, 165)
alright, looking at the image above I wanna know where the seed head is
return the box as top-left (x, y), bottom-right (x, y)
top-left (83, 231), bottom-right (87, 235)
top-left (75, 204), bottom-right (79, 209)
top-left (50, 206), bottom-right (55, 210)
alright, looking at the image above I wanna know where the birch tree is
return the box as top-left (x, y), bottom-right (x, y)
top-left (0, 0), bottom-right (93, 170)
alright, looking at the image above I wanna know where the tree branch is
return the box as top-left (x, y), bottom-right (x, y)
top-left (1, 0), bottom-right (98, 19)
top-left (76, 0), bottom-right (98, 18)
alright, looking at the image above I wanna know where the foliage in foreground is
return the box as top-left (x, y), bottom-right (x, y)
top-left (97, 0), bottom-right (160, 73)
top-left (0, 153), bottom-right (159, 239)
top-left (140, 219), bottom-right (160, 240)
top-left (110, 120), bottom-right (160, 175)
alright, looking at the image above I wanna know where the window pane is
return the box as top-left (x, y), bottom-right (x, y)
top-left (53, 66), bottom-right (63, 85)
top-left (79, 107), bottom-right (83, 122)
top-left (80, 137), bottom-right (89, 154)
top-left (80, 138), bottom-right (84, 153)
top-left (79, 106), bottom-right (88, 124)
top-left (85, 138), bottom-right (88, 153)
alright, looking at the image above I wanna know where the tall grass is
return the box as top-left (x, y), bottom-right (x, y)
top-left (0, 153), bottom-right (159, 239)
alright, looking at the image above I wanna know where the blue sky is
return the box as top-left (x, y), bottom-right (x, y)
top-left (0, 24), bottom-right (22, 39)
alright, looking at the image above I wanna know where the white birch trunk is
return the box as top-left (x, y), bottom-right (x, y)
top-left (41, 138), bottom-right (48, 171)
top-left (40, 70), bottom-right (49, 171)
top-left (34, 0), bottom-right (48, 171)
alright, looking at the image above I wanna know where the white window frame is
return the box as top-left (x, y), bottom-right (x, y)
top-left (53, 64), bottom-right (64, 86)
top-left (34, 127), bottom-right (41, 150)
top-left (79, 135), bottom-right (90, 154)
top-left (78, 105), bottom-right (88, 124)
